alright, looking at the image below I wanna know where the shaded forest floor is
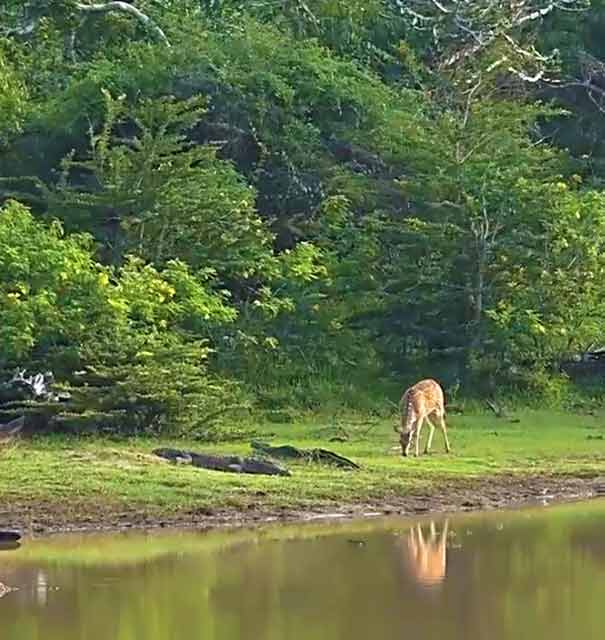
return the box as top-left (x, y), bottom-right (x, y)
top-left (1, 410), bottom-right (605, 535)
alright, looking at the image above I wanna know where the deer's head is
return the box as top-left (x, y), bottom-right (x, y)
top-left (400, 429), bottom-right (414, 456)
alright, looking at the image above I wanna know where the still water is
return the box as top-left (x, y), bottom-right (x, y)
top-left (2, 499), bottom-right (605, 640)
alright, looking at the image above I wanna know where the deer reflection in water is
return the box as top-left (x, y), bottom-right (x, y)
top-left (400, 519), bottom-right (449, 588)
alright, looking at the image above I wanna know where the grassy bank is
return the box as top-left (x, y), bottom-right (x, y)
top-left (1, 409), bottom-right (604, 533)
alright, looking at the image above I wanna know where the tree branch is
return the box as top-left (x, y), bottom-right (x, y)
top-left (4, 2), bottom-right (170, 49)
top-left (5, 21), bottom-right (38, 37)
top-left (428, 0), bottom-right (451, 13)
top-left (75, 2), bottom-right (170, 47)
top-left (551, 78), bottom-right (605, 113)
top-left (507, 67), bottom-right (545, 83)
top-left (515, 4), bottom-right (557, 26)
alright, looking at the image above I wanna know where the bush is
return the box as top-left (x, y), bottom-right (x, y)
top-left (0, 200), bottom-right (244, 436)
top-left (61, 332), bottom-right (247, 437)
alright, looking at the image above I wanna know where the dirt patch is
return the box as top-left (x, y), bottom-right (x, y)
top-left (2, 473), bottom-right (605, 537)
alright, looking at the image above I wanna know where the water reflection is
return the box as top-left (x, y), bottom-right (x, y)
top-left (0, 539), bottom-right (20, 599)
top-left (400, 519), bottom-right (449, 588)
top-left (1, 500), bottom-right (605, 640)
top-left (35, 570), bottom-right (50, 606)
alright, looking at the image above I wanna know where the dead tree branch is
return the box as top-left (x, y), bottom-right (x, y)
top-left (391, 0), bottom-right (588, 86)
top-left (4, 2), bottom-right (170, 48)
top-left (75, 2), bottom-right (170, 46)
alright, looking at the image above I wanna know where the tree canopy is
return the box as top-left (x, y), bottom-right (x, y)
top-left (2, 0), bottom-right (605, 430)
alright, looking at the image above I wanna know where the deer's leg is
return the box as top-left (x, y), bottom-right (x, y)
top-left (438, 411), bottom-right (451, 453)
top-left (424, 416), bottom-right (437, 454)
top-left (404, 428), bottom-right (416, 457)
top-left (415, 416), bottom-right (425, 457)
top-left (403, 422), bottom-right (416, 457)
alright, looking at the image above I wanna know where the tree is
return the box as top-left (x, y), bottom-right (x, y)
top-left (487, 183), bottom-right (605, 368)
top-left (0, 50), bottom-right (27, 145)
top-left (45, 91), bottom-right (281, 291)
top-left (4, 0), bottom-right (605, 409)
top-left (0, 199), bottom-right (242, 433)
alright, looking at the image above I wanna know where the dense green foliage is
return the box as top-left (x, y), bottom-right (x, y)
top-left (2, 1), bottom-right (605, 433)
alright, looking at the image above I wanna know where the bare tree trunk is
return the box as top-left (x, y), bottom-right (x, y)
top-left (469, 203), bottom-right (501, 352)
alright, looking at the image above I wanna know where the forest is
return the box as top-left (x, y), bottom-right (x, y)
top-left (2, 0), bottom-right (605, 437)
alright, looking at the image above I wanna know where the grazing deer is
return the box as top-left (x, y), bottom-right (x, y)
top-left (394, 379), bottom-right (451, 457)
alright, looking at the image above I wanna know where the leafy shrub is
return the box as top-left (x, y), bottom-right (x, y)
top-left (63, 332), bottom-right (246, 437)
top-left (0, 200), bottom-right (241, 435)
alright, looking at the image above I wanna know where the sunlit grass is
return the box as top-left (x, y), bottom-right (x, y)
top-left (0, 409), bottom-right (604, 516)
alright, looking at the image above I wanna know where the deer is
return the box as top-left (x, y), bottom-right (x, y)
top-left (394, 379), bottom-right (451, 457)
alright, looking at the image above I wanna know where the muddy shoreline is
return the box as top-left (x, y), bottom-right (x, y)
top-left (2, 473), bottom-right (605, 537)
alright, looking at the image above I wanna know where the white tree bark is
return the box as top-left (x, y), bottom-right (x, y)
top-left (75, 2), bottom-right (171, 46)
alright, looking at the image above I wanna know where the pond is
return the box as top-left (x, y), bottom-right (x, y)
top-left (2, 499), bottom-right (605, 640)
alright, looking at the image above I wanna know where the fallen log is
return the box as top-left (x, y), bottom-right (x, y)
top-left (250, 441), bottom-right (360, 470)
top-left (152, 448), bottom-right (291, 477)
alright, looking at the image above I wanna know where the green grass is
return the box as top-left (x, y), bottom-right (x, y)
top-left (1, 409), bottom-right (604, 520)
